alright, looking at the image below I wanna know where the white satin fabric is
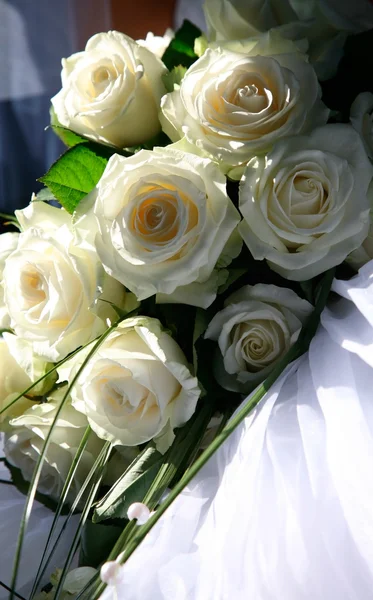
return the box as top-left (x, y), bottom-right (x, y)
top-left (0, 439), bottom-right (79, 600)
top-left (100, 260), bottom-right (373, 600)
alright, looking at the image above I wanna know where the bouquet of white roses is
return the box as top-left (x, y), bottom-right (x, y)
top-left (2, 1), bottom-right (373, 598)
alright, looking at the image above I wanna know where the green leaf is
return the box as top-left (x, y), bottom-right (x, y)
top-left (79, 521), bottom-right (123, 568)
top-left (51, 125), bottom-right (88, 148)
top-left (50, 105), bottom-right (87, 147)
top-left (39, 144), bottom-right (109, 214)
top-left (93, 445), bottom-right (163, 523)
top-left (192, 308), bottom-right (210, 375)
top-left (162, 65), bottom-right (187, 92)
top-left (162, 20), bottom-right (202, 70)
top-left (218, 267), bottom-right (248, 295)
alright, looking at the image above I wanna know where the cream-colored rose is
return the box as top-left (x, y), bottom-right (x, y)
top-left (0, 232), bottom-right (19, 329)
top-left (205, 284), bottom-right (312, 392)
top-left (350, 92), bottom-right (373, 161)
top-left (51, 31), bottom-right (167, 148)
top-left (62, 317), bottom-right (201, 453)
top-left (239, 125), bottom-right (372, 281)
top-left (347, 224), bottom-right (373, 271)
top-left (314, 0), bottom-right (373, 33)
top-left (160, 34), bottom-right (328, 177)
top-left (3, 203), bottom-right (134, 362)
top-left (4, 389), bottom-right (103, 499)
top-left (77, 147), bottom-right (241, 308)
top-left (137, 29), bottom-right (174, 59)
top-left (289, 0), bottom-right (373, 80)
top-left (0, 333), bottom-right (57, 427)
top-left (203, 0), bottom-right (298, 41)
top-left (0, 337), bottom-right (35, 426)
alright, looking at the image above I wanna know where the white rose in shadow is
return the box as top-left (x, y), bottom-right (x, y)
top-left (205, 284), bottom-right (312, 392)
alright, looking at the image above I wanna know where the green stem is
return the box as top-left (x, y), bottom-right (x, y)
top-left (30, 426), bottom-right (92, 598)
top-left (9, 318), bottom-right (123, 600)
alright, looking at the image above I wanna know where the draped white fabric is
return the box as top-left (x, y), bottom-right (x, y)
top-left (100, 260), bottom-right (373, 600)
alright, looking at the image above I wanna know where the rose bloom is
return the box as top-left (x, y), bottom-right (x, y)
top-left (0, 334), bottom-right (53, 426)
top-left (160, 33), bottom-right (329, 177)
top-left (137, 29), bottom-right (174, 59)
top-left (0, 232), bottom-right (19, 329)
top-left (203, 0), bottom-right (298, 41)
top-left (205, 284), bottom-right (312, 392)
top-left (238, 125), bottom-right (372, 281)
top-left (347, 201), bottom-right (373, 270)
top-left (52, 31), bottom-right (167, 148)
top-left (62, 317), bottom-right (201, 453)
top-left (77, 147), bottom-right (241, 308)
top-left (4, 389), bottom-right (103, 500)
top-left (314, 0), bottom-right (373, 33)
top-left (3, 203), bottom-right (134, 362)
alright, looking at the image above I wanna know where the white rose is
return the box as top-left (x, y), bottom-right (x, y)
top-left (78, 147), bottom-right (241, 309)
top-left (160, 34), bottom-right (329, 177)
top-left (289, 0), bottom-right (373, 80)
top-left (51, 31), bottom-right (167, 148)
top-left (0, 232), bottom-right (19, 329)
top-left (137, 29), bottom-right (174, 59)
top-left (350, 92), bottom-right (373, 161)
top-left (34, 567), bottom-right (97, 600)
top-left (64, 317), bottom-right (201, 453)
top-left (238, 125), bottom-right (372, 281)
top-left (3, 203), bottom-right (134, 362)
top-left (4, 389), bottom-right (103, 499)
top-left (205, 284), bottom-right (312, 392)
top-left (0, 337), bottom-right (34, 425)
top-left (347, 224), bottom-right (373, 271)
top-left (0, 332), bottom-right (56, 427)
top-left (315, 0), bottom-right (373, 33)
top-left (203, 0), bottom-right (299, 41)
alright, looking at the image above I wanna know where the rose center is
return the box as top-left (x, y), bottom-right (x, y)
top-left (20, 267), bottom-right (46, 306)
top-left (235, 82), bottom-right (269, 113)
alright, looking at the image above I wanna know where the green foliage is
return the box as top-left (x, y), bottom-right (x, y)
top-left (162, 20), bottom-right (202, 70)
top-left (93, 445), bottom-right (163, 523)
top-left (50, 106), bottom-right (88, 148)
top-left (39, 144), bottom-right (109, 214)
top-left (79, 521), bottom-right (123, 568)
top-left (162, 65), bottom-right (187, 92)
top-left (51, 125), bottom-right (88, 148)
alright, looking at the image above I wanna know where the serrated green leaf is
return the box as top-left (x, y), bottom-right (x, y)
top-left (162, 65), bottom-right (187, 92)
top-left (50, 105), bottom-right (87, 147)
top-left (51, 125), bottom-right (88, 148)
top-left (93, 445), bottom-right (163, 523)
top-left (39, 145), bottom-right (108, 214)
top-left (162, 20), bottom-right (201, 70)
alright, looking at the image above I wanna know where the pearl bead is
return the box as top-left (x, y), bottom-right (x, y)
top-left (100, 561), bottom-right (120, 585)
top-left (127, 502), bottom-right (151, 525)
